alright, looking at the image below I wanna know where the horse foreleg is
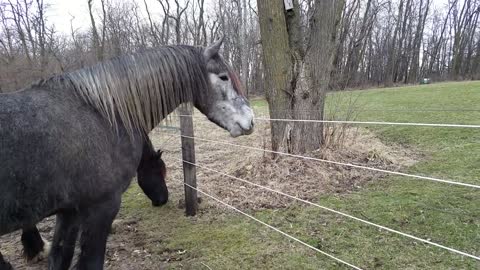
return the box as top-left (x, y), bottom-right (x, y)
top-left (48, 210), bottom-right (79, 270)
top-left (21, 226), bottom-right (51, 263)
top-left (76, 195), bottom-right (121, 270)
top-left (0, 252), bottom-right (13, 270)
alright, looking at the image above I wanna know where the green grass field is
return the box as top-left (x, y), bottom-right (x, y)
top-left (122, 81), bottom-right (480, 269)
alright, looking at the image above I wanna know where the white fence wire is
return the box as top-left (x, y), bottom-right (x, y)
top-left (160, 112), bottom-right (480, 267)
top-left (181, 181), bottom-right (363, 270)
top-left (172, 133), bottom-right (480, 190)
top-left (254, 118), bottom-right (480, 129)
top-left (178, 115), bottom-right (480, 129)
top-left (175, 158), bottom-right (480, 261)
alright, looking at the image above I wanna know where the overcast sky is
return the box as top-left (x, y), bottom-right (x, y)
top-left (47, 0), bottom-right (451, 35)
top-left (48, 0), bottom-right (159, 34)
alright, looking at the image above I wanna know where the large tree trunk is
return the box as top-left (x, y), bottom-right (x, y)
top-left (257, 0), bottom-right (343, 154)
top-left (257, 0), bottom-right (294, 153)
top-left (291, 0), bottom-right (344, 153)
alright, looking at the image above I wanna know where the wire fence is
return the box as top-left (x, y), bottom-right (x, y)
top-left (167, 133), bottom-right (480, 190)
top-left (177, 115), bottom-right (480, 129)
top-left (254, 118), bottom-right (480, 129)
top-left (250, 108), bottom-right (480, 113)
top-left (174, 158), bottom-right (480, 261)
top-left (251, 105), bottom-right (480, 114)
top-left (180, 179), bottom-right (363, 270)
top-left (157, 113), bottom-right (480, 267)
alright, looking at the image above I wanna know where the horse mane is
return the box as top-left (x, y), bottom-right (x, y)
top-left (53, 45), bottom-right (210, 135)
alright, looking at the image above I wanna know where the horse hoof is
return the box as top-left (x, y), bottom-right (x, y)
top-left (26, 240), bottom-right (51, 264)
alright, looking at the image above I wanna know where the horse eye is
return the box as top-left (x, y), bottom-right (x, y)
top-left (219, 75), bottom-right (229, 81)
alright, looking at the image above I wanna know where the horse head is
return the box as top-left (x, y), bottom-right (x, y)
top-left (194, 37), bottom-right (255, 137)
top-left (137, 150), bottom-right (168, 207)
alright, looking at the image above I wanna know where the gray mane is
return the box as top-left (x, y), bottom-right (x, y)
top-left (49, 45), bottom-right (210, 135)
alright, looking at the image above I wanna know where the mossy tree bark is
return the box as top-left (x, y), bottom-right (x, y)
top-left (257, 0), bottom-right (344, 154)
top-left (257, 0), bottom-right (295, 154)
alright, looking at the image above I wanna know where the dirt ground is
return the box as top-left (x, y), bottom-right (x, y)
top-left (0, 113), bottom-right (418, 269)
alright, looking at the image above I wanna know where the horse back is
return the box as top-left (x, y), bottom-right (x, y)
top-left (0, 86), bottom-right (142, 234)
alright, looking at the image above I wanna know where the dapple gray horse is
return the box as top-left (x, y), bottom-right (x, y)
top-left (19, 138), bottom-right (169, 265)
top-left (0, 38), bottom-right (254, 270)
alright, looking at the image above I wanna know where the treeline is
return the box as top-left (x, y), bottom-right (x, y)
top-left (0, 0), bottom-right (479, 93)
top-left (333, 0), bottom-right (480, 89)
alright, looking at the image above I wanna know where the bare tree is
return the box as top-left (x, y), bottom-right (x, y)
top-left (87, 0), bottom-right (103, 61)
top-left (143, 0), bottom-right (160, 46)
top-left (1, 0), bottom-right (479, 94)
top-left (258, 0), bottom-right (344, 154)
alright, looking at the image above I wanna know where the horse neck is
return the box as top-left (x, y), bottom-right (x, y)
top-left (148, 94), bottom-right (192, 134)
top-left (55, 45), bottom-right (207, 137)
top-left (137, 139), bottom-right (155, 170)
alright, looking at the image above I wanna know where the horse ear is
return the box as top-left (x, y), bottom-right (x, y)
top-left (204, 35), bottom-right (225, 60)
top-left (157, 150), bottom-right (163, 159)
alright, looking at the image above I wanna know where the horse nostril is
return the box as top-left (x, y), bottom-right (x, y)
top-left (152, 197), bottom-right (168, 207)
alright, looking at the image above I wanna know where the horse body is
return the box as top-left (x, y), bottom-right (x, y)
top-left (0, 85), bottom-right (141, 235)
top-left (0, 39), bottom-right (253, 270)
top-left (20, 139), bottom-right (169, 263)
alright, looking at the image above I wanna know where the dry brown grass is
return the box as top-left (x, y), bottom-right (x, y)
top-left (151, 112), bottom-right (418, 211)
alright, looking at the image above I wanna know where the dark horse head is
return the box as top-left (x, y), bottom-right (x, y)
top-left (137, 149), bottom-right (168, 207)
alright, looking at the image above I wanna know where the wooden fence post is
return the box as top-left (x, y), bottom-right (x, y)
top-left (179, 106), bottom-right (198, 216)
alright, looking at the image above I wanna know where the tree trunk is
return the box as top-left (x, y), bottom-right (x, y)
top-left (385, 0), bottom-right (405, 86)
top-left (409, 0), bottom-right (431, 83)
top-left (344, 0), bottom-right (373, 88)
top-left (143, 0), bottom-right (160, 46)
top-left (35, 0), bottom-right (47, 72)
top-left (239, 0), bottom-right (249, 96)
top-left (257, 0), bottom-right (294, 153)
top-left (88, 0), bottom-right (103, 61)
top-left (291, 0), bottom-right (344, 153)
top-left (257, 0), bottom-right (343, 154)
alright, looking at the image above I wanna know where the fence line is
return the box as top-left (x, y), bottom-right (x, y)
top-left (253, 108), bottom-right (480, 113)
top-left (157, 133), bottom-right (180, 148)
top-left (177, 115), bottom-right (480, 129)
top-left (158, 112), bottom-right (479, 266)
top-left (175, 159), bottom-right (480, 261)
top-left (254, 118), bottom-right (480, 128)
top-left (170, 134), bottom-right (480, 190)
top-left (181, 181), bottom-right (363, 270)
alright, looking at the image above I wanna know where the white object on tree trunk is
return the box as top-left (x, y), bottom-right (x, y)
top-left (284, 0), bottom-right (293, 10)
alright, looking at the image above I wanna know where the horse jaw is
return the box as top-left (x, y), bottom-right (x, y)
top-left (207, 100), bottom-right (255, 137)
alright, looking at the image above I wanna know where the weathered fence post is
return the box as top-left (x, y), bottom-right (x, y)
top-left (179, 106), bottom-right (198, 216)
